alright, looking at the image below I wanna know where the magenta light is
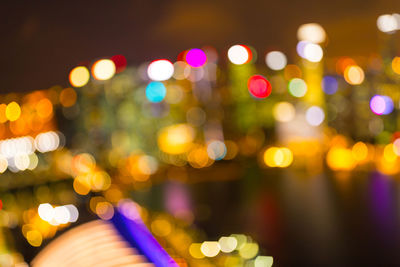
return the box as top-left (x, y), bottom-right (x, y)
top-left (185, 48), bottom-right (207, 68)
top-left (370, 95), bottom-right (386, 115)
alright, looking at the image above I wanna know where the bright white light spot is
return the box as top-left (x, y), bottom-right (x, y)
top-left (377, 14), bottom-right (398, 33)
top-left (297, 23), bottom-right (326, 43)
top-left (266, 51), bottom-right (287, 71)
top-left (306, 106), bottom-right (325, 126)
top-left (92, 59), bottom-right (116, 80)
top-left (64, 204), bottom-right (79, 222)
top-left (303, 43), bottom-right (323, 62)
top-left (147, 59), bottom-right (174, 81)
top-left (14, 154), bottom-right (30, 171)
top-left (38, 203), bottom-right (54, 222)
top-left (200, 241), bottom-right (221, 257)
top-left (255, 256), bottom-right (274, 267)
top-left (54, 206), bottom-right (70, 224)
top-left (218, 236), bottom-right (237, 253)
top-left (227, 45), bottom-right (249, 65)
top-left (35, 131), bottom-right (60, 153)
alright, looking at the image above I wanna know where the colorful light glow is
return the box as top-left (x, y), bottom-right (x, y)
top-left (185, 48), bottom-right (207, 68)
top-left (69, 66), bottom-right (90, 87)
top-left (111, 54), bottom-right (127, 73)
top-left (326, 147), bottom-right (356, 171)
top-left (147, 59), bottom-right (174, 81)
top-left (288, 78), bottom-right (307, 97)
top-left (392, 57), bottom-right (400, 74)
top-left (157, 124), bottom-right (195, 154)
top-left (264, 147), bottom-right (293, 168)
top-left (322, 76), bottom-right (338, 95)
top-left (207, 140), bottom-right (227, 160)
top-left (92, 59), bottom-right (116, 80)
top-left (228, 45), bottom-right (251, 65)
top-left (146, 82), bottom-right (167, 103)
top-left (370, 95), bottom-right (393, 115)
top-left (247, 75), bottom-right (272, 98)
top-left (6, 101), bottom-right (21, 121)
top-left (265, 51), bottom-right (287, 70)
top-left (344, 65), bottom-right (364, 85)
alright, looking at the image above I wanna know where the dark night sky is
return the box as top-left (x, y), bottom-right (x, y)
top-left (0, 0), bottom-right (399, 93)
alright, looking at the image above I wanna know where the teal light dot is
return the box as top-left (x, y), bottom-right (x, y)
top-left (146, 81), bottom-right (166, 103)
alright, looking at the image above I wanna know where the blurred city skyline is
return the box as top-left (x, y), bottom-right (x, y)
top-left (1, 0), bottom-right (399, 93)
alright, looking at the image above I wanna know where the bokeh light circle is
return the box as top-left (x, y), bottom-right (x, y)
top-left (147, 59), bottom-right (174, 81)
top-left (305, 106), bottom-right (325, 126)
top-left (265, 51), bottom-right (287, 70)
top-left (92, 59), bottom-right (116, 80)
top-left (288, 78), bottom-right (307, 97)
top-left (228, 45), bottom-right (250, 65)
top-left (344, 65), bottom-right (364, 85)
top-left (297, 23), bottom-right (326, 43)
top-left (247, 75), bottom-right (272, 98)
top-left (322, 76), bottom-right (338, 95)
top-left (146, 82), bottom-right (167, 103)
top-left (303, 43), bottom-right (323, 62)
top-left (273, 102), bottom-right (295, 122)
top-left (370, 95), bottom-right (393, 115)
top-left (69, 66), bottom-right (90, 87)
top-left (185, 48), bottom-right (207, 68)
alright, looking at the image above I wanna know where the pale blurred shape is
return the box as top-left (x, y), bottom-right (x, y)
top-left (137, 155), bottom-right (158, 175)
top-left (92, 59), bottom-right (116, 80)
top-left (173, 61), bottom-right (191, 80)
top-left (265, 51), bottom-right (287, 70)
top-left (54, 206), bottom-right (70, 224)
top-left (0, 136), bottom-right (35, 158)
top-left (305, 106), bottom-right (325, 126)
top-left (255, 256), bottom-right (274, 267)
top-left (273, 102), bottom-right (295, 122)
top-left (64, 204), bottom-right (79, 222)
top-left (377, 14), bottom-right (398, 33)
top-left (303, 43), bottom-right (323, 62)
top-left (147, 59), bottom-right (174, 81)
top-left (288, 78), bottom-right (307, 97)
top-left (218, 236), bottom-right (237, 253)
top-left (0, 156), bottom-right (8, 173)
top-left (35, 131), bottom-right (60, 153)
top-left (297, 23), bottom-right (326, 43)
top-left (239, 242), bottom-right (259, 259)
top-left (14, 154), bottom-right (30, 171)
top-left (28, 153), bottom-right (39, 170)
top-left (200, 241), bottom-right (221, 257)
top-left (207, 140), bottom-right (227, 160)
top-left (228, 45), bottom-right (249, 65)
top-left (38, 203), bottom-right (54, 222)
